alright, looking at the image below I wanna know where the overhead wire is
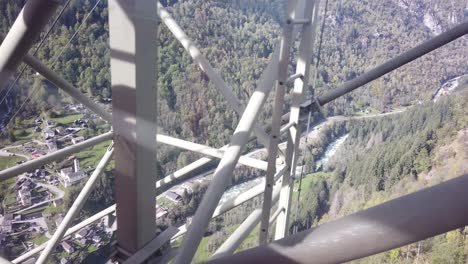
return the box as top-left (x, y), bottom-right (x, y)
top-left (0, 0), bottom-right (102, 136)
top-left (292, 0), bottom-right (329, 235)
top-left (0, 0), bottom-right (72, 106)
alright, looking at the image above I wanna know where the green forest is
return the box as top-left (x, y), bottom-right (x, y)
top-left (0, 0), bottom-right (467, 262)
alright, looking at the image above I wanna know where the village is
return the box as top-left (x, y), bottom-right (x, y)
top-left (0, 102), bottom-right (120, 262)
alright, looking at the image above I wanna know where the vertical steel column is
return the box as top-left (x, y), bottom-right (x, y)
top-left (0, 0), bottom-right (58, 88)
top-left (259, 0), bottom-right (297, 244)
top-left (275, 0), bottom-right (320, 240)
top-left (108, 0), bottom-right (158, 257)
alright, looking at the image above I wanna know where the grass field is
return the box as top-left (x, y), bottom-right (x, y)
top-left (74, 140), bottom-right (112, 169)
top-left (51, 114), bottom-right (83, 125)
top-left (0, 156), bottom-right (26, 170)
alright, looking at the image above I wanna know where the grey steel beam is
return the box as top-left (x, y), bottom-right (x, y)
top-left (13, 205), bottom-right (116, 263)
top-left (36, 145), bottom-right (114, 264)
top-left (23, 54), bottom-right (113, 122)
top-left (212, 187), bottom-right (281, 260)
top-left (259, 0), bottom-right (297, 244)
top-left (316, 20), bottom-right (468, 106)
top-left (173, 43), bottom-right (280, 264)
top-left (0, 0), bottom-right (58, 88)
top-left (0, 131), bottom-right (113, 181)
top-left (156, 2), bottom-right (274, 152)
top-left (109, 0), bottom-right (158, 255)
top-left (124, 226), bottom-right (179, 264)
top-left (156, 134), bottom-right (268, 171)
top-left (275, 0), bottom-right (320, 240)
top-left (208, 173), bottom-right (468, 264)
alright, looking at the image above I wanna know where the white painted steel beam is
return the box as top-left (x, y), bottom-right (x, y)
top-left (157, 134), bottom-right (268, 171)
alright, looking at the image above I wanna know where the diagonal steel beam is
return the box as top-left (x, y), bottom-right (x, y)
top-left (209, 173), bottom-right (468, 264)
top-left (0, 0), bottom-right (58, 88)
top-left (36, 144), bottom-right (114, 264)
top-left (157, 2), bottom-right (275, 153)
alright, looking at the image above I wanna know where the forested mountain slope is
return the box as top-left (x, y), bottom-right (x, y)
top-left (293, 87), bottom-right (468, 263)
top-left (0, 0), bottom-right (466, 164)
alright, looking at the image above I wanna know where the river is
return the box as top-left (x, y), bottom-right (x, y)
top-left (315, 134), bottom-right (349, 171)
top-left (433, 74), bottom-right (467, 102)
top-left (220, 133), bottom-right (350, 200)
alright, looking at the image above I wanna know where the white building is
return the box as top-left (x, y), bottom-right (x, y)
top-left (71, 136), bottom-right (84, 144)
top-left (18, 187), bottom-right (32, 207)
top-left (43, 129), bottom-right (55, 139)
top-left (60, 159), bottom-right (86, 187)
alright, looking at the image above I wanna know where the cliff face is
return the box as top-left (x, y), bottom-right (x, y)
top-left (392, 0), bottom-right (467, 34)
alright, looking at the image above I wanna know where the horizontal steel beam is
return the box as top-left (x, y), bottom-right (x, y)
top-left (156, 134), bottom-right (268, 171)
top-left (0, 132), bottom-right (113, 181)
top-left (317, 20), bottom-right (468, 106)
top-left (209, 173), bottom-right (468, 264)
top-left (13, 205), bottom-right (116, 263)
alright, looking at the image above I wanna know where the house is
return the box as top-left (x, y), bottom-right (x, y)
top-left (75, 228), bottom-right (89, 239)
top-left (53, 198), bottom-right (63, 207)
top-left (55, 216), bottom-right (64, 227)
top-left (92, 236), bottom-right (102, 243)
top-left (43, 129), bottom-right (55, 139)
top-left (34, 118), bottom-right (43, 125)
top-left (46, 120), bottom-right (57, 127)
top-left (71, 136), bottom-right (84, 145)
top-left (164, 191), bottom-right (182, 203)
top-left (0, 220), bottom-right (12, 233)
top-left (60, 258), bottom-right (69, 264)
top-left (61, 241), bottom-right (74, 254)
top-left (46, 139), bottom-right (58, 153)
top-left (60, 159), bottom-right (86, 187)
top-left (55, 126), bottom-right (65, 135)
top-left (156, 205), bottom-right (168, 219)
top-left (18, 187), bottom-right (32, 207)
top-left (79, 238), bottom-right (87, 245)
